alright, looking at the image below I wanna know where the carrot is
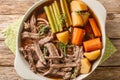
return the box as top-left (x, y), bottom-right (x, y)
top-left (89, 18), bottom-right (101, 37)
top-left (83, 38), bottom-right (102, 52)
top-left (72, 28), bottom-right (85, 45)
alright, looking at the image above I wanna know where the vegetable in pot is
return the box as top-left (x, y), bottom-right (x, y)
top-left (56, 31), bottom-right (69, 44)
top-left (84, 50), bottom-right (101, 61)
top-left (81, 12), bottom-right (90, 25)
top-left (52, 1), bottom-right (63, 31)
top-left (21, 0), bottom-right (103, 79)
top-left (60, 0), bottom-right (72, 27)
top-left (80, 58), bottom-right (91, 74)
top-left (44, 6), bottom-right (57, 33)
top-left (71, 12), bottom-right (84, 27)
top-left (59, 42), bottom-right (67, 57)
top-left (89, 18), bottom-right (101, 37)
top-left (83, 38), bottom-right (102, 52)
top-left (49, 5), bottom-right (58, 32)
top-left (38, 25), bottom-right (50, 37)
top-left (72, 11), bottom-right (90, 27)
top-left (72, 28), bottom-right (85, 45)
top-left (70, 0), bottom-right (88, 12)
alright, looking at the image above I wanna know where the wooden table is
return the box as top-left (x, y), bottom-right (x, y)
top-left (0, 0), bottom-right (120, 80)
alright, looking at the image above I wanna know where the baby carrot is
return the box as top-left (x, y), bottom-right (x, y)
top-left (89, 18), bottom-right (101, 37)
top-left (72, 28), bottom-right (85, 45)
top-left (83, 38), bottom-right (102, 52)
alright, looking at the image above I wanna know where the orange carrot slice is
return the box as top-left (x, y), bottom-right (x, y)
top-left (89, 18), bottom-right (101, 37)
top-left (83, 38), bottom-right (102, 52)
top-left (72, 28), bottom-right (85, 45)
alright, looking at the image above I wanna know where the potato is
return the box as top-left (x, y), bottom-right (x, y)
top-left (84, 50), bottom-right (101, 61)
top-left (71, 12), bottom-right (84, 27)
top-left (70, 0), bottom-right (88, 12)
top-left (80, 58), bottom-right (91, 74)
top-left (56, 31), bottom-right (69, 44)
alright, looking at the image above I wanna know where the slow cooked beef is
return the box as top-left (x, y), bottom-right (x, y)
top-left (20, 0), bottom-right (102, 79)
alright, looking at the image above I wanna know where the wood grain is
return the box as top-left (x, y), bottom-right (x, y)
top-left (0, 15), bottom-right (23, 27)
top-left (0, 67), bottom-right (23, 80)
top-left (100, 0), bottom-right (120, 14)
top-left (0, 0), bottom-right (119, 15)
top-left (84, 67), bottom-right (120, 80)
top-left (107, 14), bottom-right (120, 22)
top-left (106, 22), bottom-right (120, 38)
top-left (0, 0), bottom-right (38, 15)
top-left (0, 41), bottom-right (14, 66)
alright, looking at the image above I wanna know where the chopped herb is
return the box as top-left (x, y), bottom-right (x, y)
top-left (71, 73), bottom-right (74, 79)
top-left (71, 68), bottom-right (76, 79)
top-left (43, 47), bottom-right (47, 57)
top-left (67, 0), bottom-right (71, 5)
top-left (58, 43), bottom-right (74, 57)
top-left (71, 66), bottom-right (80, 79)
top-left (67, 44), bottom-right (74, 48)
top-left (59, 13), bottom-right (66, 25)
top-left (59, 42), bottom-right (67, 57)
top-left (38, 25), bottom-right (50, 38)
top-left (76, 11), bottom-right (90, 16)
top-left (37, 22), bottom-right (41, 27)
top-left (89, 34), bottom-right (94, 39)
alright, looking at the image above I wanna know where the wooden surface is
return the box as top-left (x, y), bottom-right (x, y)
top-left (0, 0), bottom-right (119, 80)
